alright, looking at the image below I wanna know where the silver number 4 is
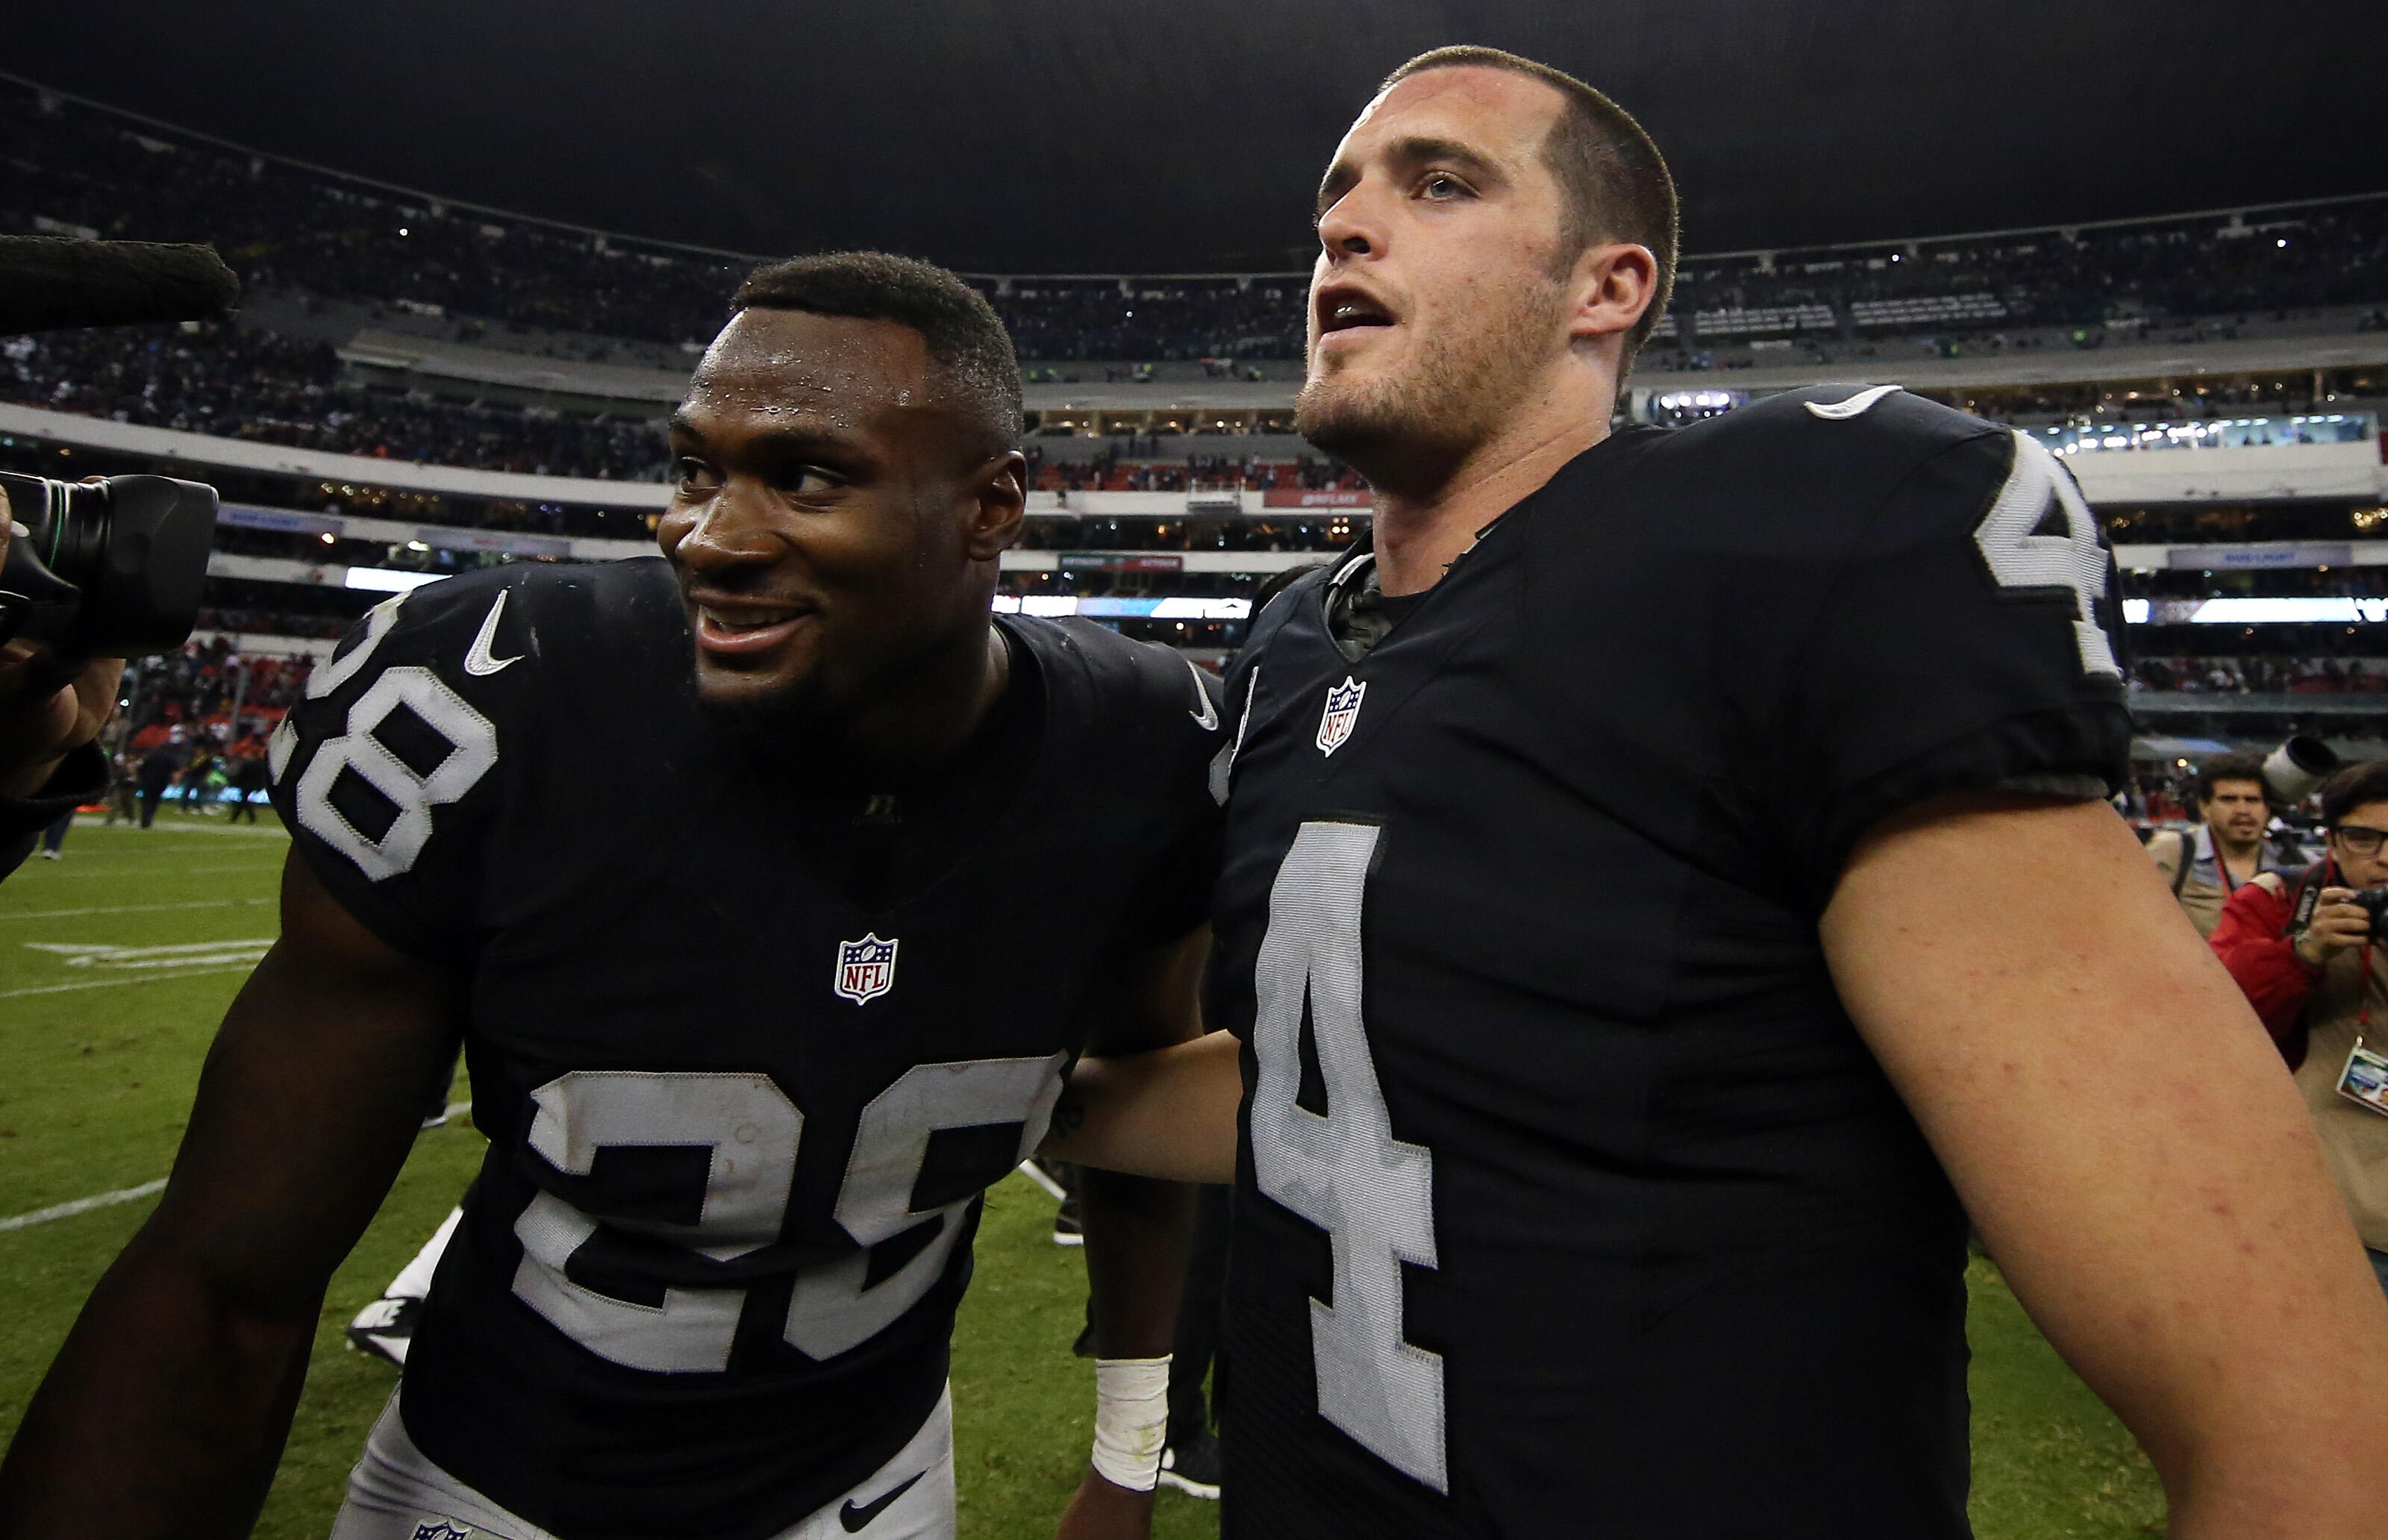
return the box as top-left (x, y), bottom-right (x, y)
top-left (1250, 820), bottom-right (1448, 1493)
top-left (1975, 431), bottom-right (2122, 679)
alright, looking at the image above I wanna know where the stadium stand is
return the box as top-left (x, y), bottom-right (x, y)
top-left (7, 68), bottom-right (2388, 774)
top-left (7, 70), bottom-right (2387, 372)
top-left (4, 323), bottom-right (668, 480)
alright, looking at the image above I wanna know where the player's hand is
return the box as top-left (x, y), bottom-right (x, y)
top-left (2293, 888), bottom-right (2372, 968)
top-left (1052, 1468), bottom-right (1155, 1540)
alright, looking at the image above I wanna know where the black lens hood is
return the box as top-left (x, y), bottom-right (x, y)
top-left (61, 476), bottom-right (219, 657)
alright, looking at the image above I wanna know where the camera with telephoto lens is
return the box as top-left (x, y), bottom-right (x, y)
top-left (0, 472), bottom-right (218, 657)
top-left (2259, 734), bottom-right (2339, 813)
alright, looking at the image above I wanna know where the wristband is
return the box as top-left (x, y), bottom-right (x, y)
top-left (1090, 1355), bottom-right (1171, 1492)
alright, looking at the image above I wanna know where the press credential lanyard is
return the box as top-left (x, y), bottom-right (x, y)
top-left (2344, 942), bottom-right (2388, 1118)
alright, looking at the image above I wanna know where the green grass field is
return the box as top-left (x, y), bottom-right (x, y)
top-left (0, 810), bottom-right (2163, 1537)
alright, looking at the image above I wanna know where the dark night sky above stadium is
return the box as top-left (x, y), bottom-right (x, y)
top-left (4, 1), bottom-right (2383, 272)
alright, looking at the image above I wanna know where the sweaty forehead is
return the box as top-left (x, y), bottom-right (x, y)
top-left (1343, 66), bottom-right (1565, 164)
top-left (681, 309), bottom-right (934, 431)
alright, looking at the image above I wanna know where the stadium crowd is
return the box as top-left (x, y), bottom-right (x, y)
top-left (1022, 448), bottom-right (1367, 493)
top-left (120, 636), bottom-right (313, 740)
top-left (2134, 657), bottom-right (2388, 695)
top-left (5, 74), bottom-right (2388, 755)
top-left (1018, 516), bottom-right (1355, 552)
top-left (7, 75), bottom-right (2387, 367)
top-left (3, 324), bottom-right (669, 481)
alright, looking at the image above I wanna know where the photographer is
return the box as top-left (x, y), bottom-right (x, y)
top-left (0, 234), bottom-right (240, 877)
top-left (2210, 758), bottom-right (2388, 1299)
top-left (0, 498), bottom-right (122, 878)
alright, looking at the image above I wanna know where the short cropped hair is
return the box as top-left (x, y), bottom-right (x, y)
top-left (1382, 46), bottom-right (1678, 378)
top-left (2321, 760), bottom-right (2388, 827)
top-left (732, 251), bottom-right (1022, 453)
top-left (2194, 752), bottom-right (2267, 805)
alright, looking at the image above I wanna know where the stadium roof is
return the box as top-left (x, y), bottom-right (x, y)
top-left (4, 1), bottom-right (2383, 272)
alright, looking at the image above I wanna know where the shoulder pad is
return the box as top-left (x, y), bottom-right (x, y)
top-left (1691, 384), bottom-right (2001, 461)
top-left (1638, 386), bottom-right (2033, 549)
top-left (1037, 617), bottom-right (1223, 731)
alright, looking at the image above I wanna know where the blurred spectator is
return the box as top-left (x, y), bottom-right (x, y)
top-left (102, 751), bottom-right (137, 826)
top-left (2208, 760), bottom-right (2388, 1300)
top-left (226, 749), bottom-right (270, 824)
top-left (2146, 753), bottom-right (2293, 936)
top-left (136, 730), bottom-right (187, 829)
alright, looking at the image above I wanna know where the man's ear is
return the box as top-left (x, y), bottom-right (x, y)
top-left (963, 449), bottom-right (1028, 563)
top-left (1565, 240), bottom-right (1658, 351)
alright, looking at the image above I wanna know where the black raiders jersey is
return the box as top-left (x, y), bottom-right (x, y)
top-left (268, 556), bottom-right (1220, 1539)
top-left (1206, 388), bottom-right (2132, 1539)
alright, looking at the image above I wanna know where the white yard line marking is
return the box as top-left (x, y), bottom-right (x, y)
top-left (0, 965), bottom-right (254, 999)
top-left (28, 865), bottom-right (281, 880)
top-left (0, 898), bottom-right (270, 921)
top-left (0, 1104), bottom-right (474, 1235)
top-left (66, 817), bottom-right (287, 839)
top-left (25, 939), bottom-right (275, 970)
top-left (0, 1180), bottom-right (168, 1233)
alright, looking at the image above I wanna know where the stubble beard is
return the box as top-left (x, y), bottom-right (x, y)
top-left (1294, 273), bottom-right (1571, 495)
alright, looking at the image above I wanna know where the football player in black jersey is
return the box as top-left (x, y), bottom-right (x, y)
top-left (1048, 46), bottom-right (2388, 1539)
top-left (0, 254), bottom-right (1212, 1540)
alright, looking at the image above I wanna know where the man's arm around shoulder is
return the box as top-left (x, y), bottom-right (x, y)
top-left (0, 851), bottom-right (465, 1539)
top-left (1052, 926), bottom-right (1208, 1540)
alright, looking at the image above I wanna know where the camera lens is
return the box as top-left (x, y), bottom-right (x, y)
top-left (0, 474), bottom-right (100, 577)
top-left (0, 472), bottom-right (217, 656)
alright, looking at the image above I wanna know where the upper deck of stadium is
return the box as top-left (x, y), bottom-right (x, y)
top-left (7, 68), bottom-right (2384, 435)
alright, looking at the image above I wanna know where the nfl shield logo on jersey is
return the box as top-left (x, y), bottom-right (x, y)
top-left (1316, 675), bottom-right (1367, 757)
top-left (411, 1522), bottom-right (474, 1540)
top-left (834, 933), bottom-right (899, 1005)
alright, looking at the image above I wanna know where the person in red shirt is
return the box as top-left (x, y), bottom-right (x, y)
top-left (2210, 759), bottom-right (2388, 1299)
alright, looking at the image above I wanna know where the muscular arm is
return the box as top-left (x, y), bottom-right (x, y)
top-left (0, 851), bottom-right (466, 1539)
top-left (1054, 927), bottom-right (1207, 1538)
top-left (1045, 1031), bottom-right (1241, 1184)
top-left (1824, 792), bottom-right (2388, 1539)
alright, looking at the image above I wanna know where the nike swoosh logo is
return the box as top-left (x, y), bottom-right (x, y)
top-left (463, 589), bottom-right (524, 677)
top-left (1183, 656), bottom-right (1220, 731)
top-left (1208, 663), bottom-right (1258, 807)
top-left (840, 1471), bottom-right (925, 1532)
top-left (1804, 384), bottom-right (1901, 420)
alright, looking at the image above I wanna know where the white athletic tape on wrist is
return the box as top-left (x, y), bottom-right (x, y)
top-left (1090, 1355), bottom-right (1172, 1492)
